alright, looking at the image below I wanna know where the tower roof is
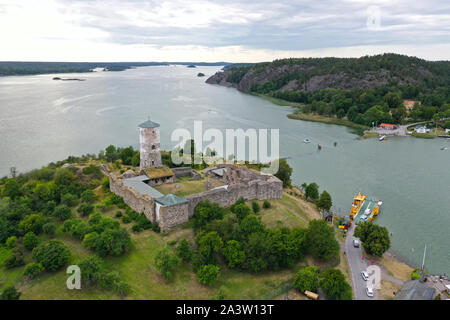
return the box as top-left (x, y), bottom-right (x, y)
top-left (156, 194), bottom-right (188, 207)
top-left (138, 119), bottom-right (160, 128)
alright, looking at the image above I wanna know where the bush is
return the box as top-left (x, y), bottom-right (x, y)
top-left (293, 266), bottom-right (319, 293)
top-left (23, 232), bottom-right (40, 250)
top-left (24, 262), bottom-right (44, 279)
top-left (81, 189), bottom-right (97, 203)
top-left (222, 240), bottom-right (245, 268)
top-left (251, 201), bottom-right (260, 214)
top-left (320, 269), bottom-right (352, 300)
top-left (232, 203), bottom-right (251, 221)
top-left (101, 177), bottom-right (110, 190)
top-left (115, 211), bottom-right (123, 218)
top-left (61, 193), bottom-right (78, 207)
top-left (53, 205), bottom-right (72, 221)
top-left (263, 200), bottom-right (271, 209)
top-left (197, 265), bottom-right (221, 286)
top-left (4, 249), bottom-right (25, 269)
top-left (175, 238), bottom-right (192, 261)
top-left (0, 286), bottom-right (21, 300)
top-left (154, 246), bottom-right (181, 281)
top-left (192, 200), bottom-right (225, 230)
top-left (79, 255), bottom-right (103, 285)
top-left (5, 236), bottom-right (17, 249)
top-left (19, 213), bottom-right (44, 234)
top-left (32, 240), bottom-right (71, 271)
top-left (77, 203), bottom-right (94, 217)
top-left (411, 272), bottom-right (422, 280)
top-left (122, 215), bottom-right (132, 224)
top-left (42, 222), bottom-right (56, 236)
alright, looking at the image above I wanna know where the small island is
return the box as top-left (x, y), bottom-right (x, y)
top-left (187, 64), bottom-right (196, 68)
top-left (197, 72), bottom-right (205, 77)
top-left (52, 77), bottom-right (86, 81)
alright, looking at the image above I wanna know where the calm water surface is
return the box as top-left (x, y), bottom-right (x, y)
top-left (0, 66), bottom-right (449, 274)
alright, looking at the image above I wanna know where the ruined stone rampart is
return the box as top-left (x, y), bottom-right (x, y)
top-left (109, 173), bottom-right (156, 222)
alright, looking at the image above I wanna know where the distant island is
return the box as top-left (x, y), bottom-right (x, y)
top-left (0, 61), bottom-right (230, 77)
top-left (187, 64), bottom-right (196, 68)
top-left (197, 72), bottom-right (205, 77)
top-left (52, 77), bottom-right (86, 81)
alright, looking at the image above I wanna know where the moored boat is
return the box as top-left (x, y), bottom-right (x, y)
top-left (349, 193), bottom-right (382, 224)
top-left (303, 138), bottom-right (311, 143)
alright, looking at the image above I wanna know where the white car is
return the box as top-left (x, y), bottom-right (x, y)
top-left (361, 271), bottom-right (369, 281)
top-left (353, 239), bottom-right (360, 248)
top-left (366, 287), bottom-right (374, 297)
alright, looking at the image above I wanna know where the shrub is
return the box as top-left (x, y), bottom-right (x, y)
top-left (154, 246), bottom-right (181, 281)
top-left (24, 262), bottom-right (44, 279)
top-left (4, 249), bottom-right (25, 269)
top-left (32, 240), bottom-right (71, 271)
top-left (61, 193), bottom-right (78, 207)
top-left (152, 221), bottom-right (161, 233)
top-left (293, 266), bottom-right (319, 293)
top-left (411, 272), bottom-right (422, 280)
top-left (81, 189), bottom-right (97, 203)
top-left (320, 269), bottom-right (352, 300)
top-left (175, 238), bottom-right (192, 261)
top-left (77, 203), bottom-right (94, 217)
top-left (263, 200), bottom-right (271, 209)
top-left (193, 200), bottom-right (225, 230)
top-left (79, 255), bottom-right (103, 285)
top-left (222, 240), bottom-right (245, 268)
top-left (82, 232), bottom-right (100, 250)
top-left (0, 286), bottom-right (21, 300)
top-left (251, 201), bottom-right (260, 214)
top-left (5, 236), bottom-right (17, 249)
top-left (122, 215), bottom-right (131, 224)
top-left (115, 211), bottom-right (123, 218)
top-left (42, 222), bottom-right (56, 236)
top-left (23, 232), bottom-right (40, 250)
top-left (101, 177), bottom-right (110, 190)
top-left (53, 205), bottom-right (72, 221)
top-left (19, 213), bottom-right (44, 234)
top-left (197, 264), bottom-right (220, 286)
top-left (232, 203), bottom-right (251, 221)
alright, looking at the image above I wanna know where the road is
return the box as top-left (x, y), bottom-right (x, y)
top-left (345, 226), bottom-right (377, 300)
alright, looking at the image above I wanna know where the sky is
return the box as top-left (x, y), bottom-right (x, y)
top-left (0, 0), bottom-right (449, 62)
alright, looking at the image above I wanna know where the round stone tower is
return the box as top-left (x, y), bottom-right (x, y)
top-left (138, 118), bottom-right (162, 170)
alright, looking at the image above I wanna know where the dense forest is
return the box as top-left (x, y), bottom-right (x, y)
top-left (207, 54), bottom-right (450, 126)
top-left (0, 61), bottom-right (230, 76)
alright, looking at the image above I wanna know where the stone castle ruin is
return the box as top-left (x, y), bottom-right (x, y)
top-left (106, 119), bottom-right (283, 232)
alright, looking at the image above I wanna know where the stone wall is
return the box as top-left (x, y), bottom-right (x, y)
top-left (171, 167), bottom-right (195, 178)
top-left (158, 202), bottom-right (189, 231)
top-left (185, 171), bottom-right (282, 217)
top-left (108, 173), bottom-right (156, 222)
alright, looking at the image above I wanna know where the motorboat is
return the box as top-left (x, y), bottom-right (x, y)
top-left (303, 138), bottom-right (311, 143)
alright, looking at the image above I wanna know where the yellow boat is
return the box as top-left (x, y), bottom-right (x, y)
top-left (349, 193), bottom-right (382, 223)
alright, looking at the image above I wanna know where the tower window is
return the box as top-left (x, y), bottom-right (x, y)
top-left (152, 160), bottom-right (155, 165)
top-left (152, 145), bottom-right (155, 150)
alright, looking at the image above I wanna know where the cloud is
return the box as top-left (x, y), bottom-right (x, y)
top-left (0, 0), bottom-right (449, 61)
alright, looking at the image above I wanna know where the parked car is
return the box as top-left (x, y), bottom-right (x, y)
top-left (366, 286), bottom-right (374, 297)
top-left (353, 239), bottom-right (360, 248)
top-left (361, 271), bottom-right (369, 281)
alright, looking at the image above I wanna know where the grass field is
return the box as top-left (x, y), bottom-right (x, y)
top-left (0, 187), bottom-right (328, 300)
top-left (287, 113), bottom-right (368, 136)
top-left (154, 177), bottom-right (224, 197)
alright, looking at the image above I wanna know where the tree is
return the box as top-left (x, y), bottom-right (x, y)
top-left (354, 222), bottom-right (390, 256)
top-left (42, 222), bottom-right (56, 235)
top-left (305, 220), bottom-right (339, 260)
top-left (175, 238), bottom-right (192, 261)
top-left (232, 203), bottom-right (251, 221)
top-left (197, 265), bottom-right (221, 286)
top-left (222, 240), bottom-right (245, 268)
top-left (77, 203), bottom-right (94, 217)
top-left (24, 262), bottom-right (44, 279)
top-left (154, 246), bottom-right (181, 281)
top-left (5, 236), bottom-right (17, 249)
top-left (192, 200), bottom-right (225, 229)
top-left (79, 255), bottom-right (103, 285)
top-left (81, 189), bottom-right (96, 203)
top-left (53, 205), bottom-right (72, 221)
top-left (320, 269), bottom-right (352, 300)
top-left (293, 266), bottom-right (319, 293)
top-left (305, 183), bottom-right (319, 201)
top-left (19, 213), bottom-right (44, 234)
top-left (0, 286), bottom-right (21, 300)
top-left (251, 201), bottom-right (260, 214)
top-left (23, 232), bottom-right (40, 250)
top-left (239, 215), bottom-right (264, 238)
top-left (346, 106), bottom-right (358, 122)
top-left (61, 193), bottom-right (78, 207)
top-left (105, 145), bottom-right (118, 162)
top-left (336, 108), bottom-right (345, 119)
top-left (274, 158), bottom-right (293, 187)
top-left (54, 168), bottom-right (76, 187)
top-left (317, 190), bottom-right (332, 211)
top-left (2, 179), bottom-right (20, 198)
top-left (32, 240), bottom-right (71, 271)
top-left (384, 92), bottom-right (403, 109)
top-left (263, 200), bottom-right (271, 209)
